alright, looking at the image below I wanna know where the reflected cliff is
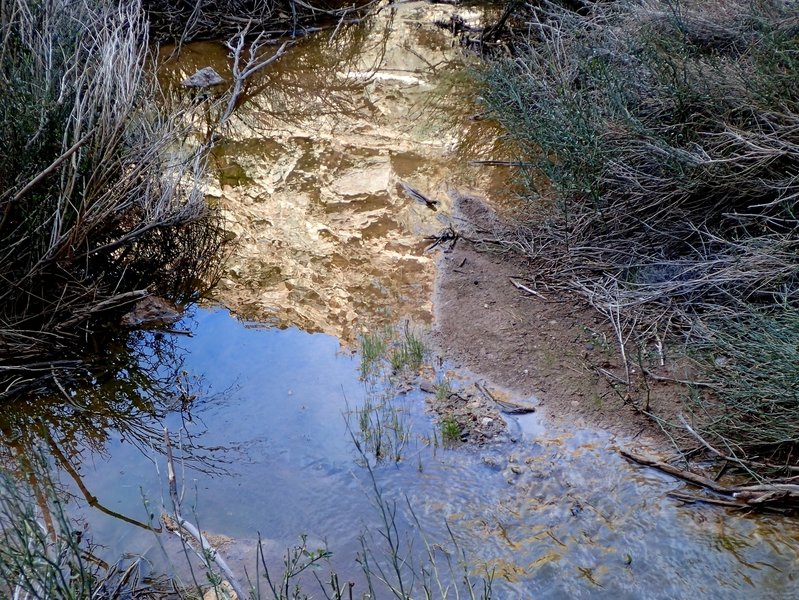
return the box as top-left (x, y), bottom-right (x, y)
top-left (158, 2), bottom-right (510, 342)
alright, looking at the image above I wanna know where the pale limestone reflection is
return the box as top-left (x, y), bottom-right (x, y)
top-left (166, 2), bottom-right (509, 341)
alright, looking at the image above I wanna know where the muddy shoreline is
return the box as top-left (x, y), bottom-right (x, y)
top-left (432, 194), bottom-right (675, 450)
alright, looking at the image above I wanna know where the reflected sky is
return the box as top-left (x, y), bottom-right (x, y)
top-left (46, 307), bottom-right (799, 599)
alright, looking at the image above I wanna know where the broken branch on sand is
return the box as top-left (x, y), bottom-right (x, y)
top-left (509, 277), bottom-right (547, 300)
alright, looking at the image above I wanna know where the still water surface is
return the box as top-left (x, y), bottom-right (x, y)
top-left (5, 2), bottom-right (799, 598)
top-left (70, 307), bottom-right (799, 599)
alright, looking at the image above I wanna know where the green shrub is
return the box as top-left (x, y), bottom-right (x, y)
top-left (480, 0), bottom-right (798, 311)
top-left (478, 0), bottom-right (799, 465)
top-left (691, 307), bottom-right (799, 458)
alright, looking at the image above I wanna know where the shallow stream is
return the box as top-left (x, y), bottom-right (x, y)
top-left (4, 2), bottom-right (799, 598)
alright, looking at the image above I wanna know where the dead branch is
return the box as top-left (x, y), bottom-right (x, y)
top-left (620, 448), bottom-right (799, 510)
top-left (509, 277), bottom-right (547, 299)
top-left (163, 428), bottom-right (246, 600)
top-left (219, 30), bottom-right (292, 129)
top-left (678, 414), bottom-right (799, 474)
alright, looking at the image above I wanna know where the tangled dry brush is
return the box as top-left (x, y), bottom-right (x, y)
top-left (481, 0), bottom-right (799, 465)
top-left (0, 0), bottom-right (225, 399)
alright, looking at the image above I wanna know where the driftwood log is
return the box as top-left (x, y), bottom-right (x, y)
top-left (620, 449), bottom-right (799, 513)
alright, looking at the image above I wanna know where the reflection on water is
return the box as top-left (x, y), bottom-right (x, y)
top-left (2, 2), bottom-right (798, 598)
top-left (159, 2), bottom-right (508, 342)
top-left (0, 330), bottom-right (225, 533)
top-left (32, 308), bottom-right (799, 598)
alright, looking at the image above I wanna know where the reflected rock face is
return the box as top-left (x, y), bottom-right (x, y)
top-left (162, 2), bottom-right (506, 341)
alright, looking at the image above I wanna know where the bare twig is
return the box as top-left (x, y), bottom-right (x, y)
top-left (162, 428), bottom-right (246, 600)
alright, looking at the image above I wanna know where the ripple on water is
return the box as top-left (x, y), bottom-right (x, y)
top-left (38, 306), bottom-right (798, 598)
top-left (16, 1), bottom-right (798, 597)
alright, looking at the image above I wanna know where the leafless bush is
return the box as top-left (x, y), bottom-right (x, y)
top-left (0, 0), bottom-right (224, 397)
top-left (143, 0), bottom-right (376, 42)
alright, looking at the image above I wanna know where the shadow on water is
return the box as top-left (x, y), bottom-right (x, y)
top-left (0, 327), bottom-right (230, 534)
top-left (2, 2), bottom-right (799, 598)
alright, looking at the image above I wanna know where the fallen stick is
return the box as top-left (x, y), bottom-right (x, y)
top-left (620, 449), bottom-right (733, 494)
top-left (667, 491), bottom-right (747, 508)
top-left (509, 277), bottom-right (547, 300)
top-left (467, 159), bottom-right (530, 167)
top-left (476, 382), bottom-right (535, 414)
top-left (163, 429), bottom-right (246, 600)
top-left (620, 448), bottom-right (799, 509)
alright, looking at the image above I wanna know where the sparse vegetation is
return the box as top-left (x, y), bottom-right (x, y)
top-left (354, 389), bottom-right (412, 463)
top-left (0, 453), bottom-right (166, 599)
top-left (358, 321), bottom-right (427, 380)
top-left (435, 379), bottom-right (452, 404)
top-left (354, 321), bottom-right (432, 462)
top-left (359, 327), bottom-right (390, 378)
top-left (477, 0), bottom-right (799, 475)
top-left (389, 323), bottom-right (426, 375)
top-left (440, 416), bottom-right (462, 445)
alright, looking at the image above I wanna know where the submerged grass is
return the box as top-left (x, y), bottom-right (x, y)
top-left (359, 328), bottom-right (390, 379)
top-left (355, 390), bottom-right (412, 464)
top-left (358, 321), bottom-right (428, 380)
top-left (389, 328), bottom-right (426, 375)
top-left (355, 321), bottom-right (429, 464)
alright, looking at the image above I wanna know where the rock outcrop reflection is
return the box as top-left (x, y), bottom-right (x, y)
top-left (160, 3), bottom-right (507, 341)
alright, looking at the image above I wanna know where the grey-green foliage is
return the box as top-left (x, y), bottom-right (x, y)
top-left (0, 0), bottom-right (223, 396)
top-left (478, 0), bottom-right (799, 464)
top-left (0, 464), bottom-right (94, 599)
top-left (692, 307), bottom-right (799, 455)
top-left (480, 0), bottom-right (798, 301)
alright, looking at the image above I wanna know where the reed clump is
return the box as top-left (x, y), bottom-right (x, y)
top-left (478, 0), bottom-right (799, 468)
top-left (0, 452), bottom-right (170, 599)
top-left (0, 0), bottom-right (224, 400)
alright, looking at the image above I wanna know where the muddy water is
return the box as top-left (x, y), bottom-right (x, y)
top-left (6, 2), bottom-right (799, 598)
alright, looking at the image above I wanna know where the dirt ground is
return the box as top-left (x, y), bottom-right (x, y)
top-left (432, 194), bottom-right (686, 448)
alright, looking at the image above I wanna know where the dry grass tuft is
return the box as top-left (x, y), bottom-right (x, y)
top-left (478, 0), bottom-right (799, 468)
